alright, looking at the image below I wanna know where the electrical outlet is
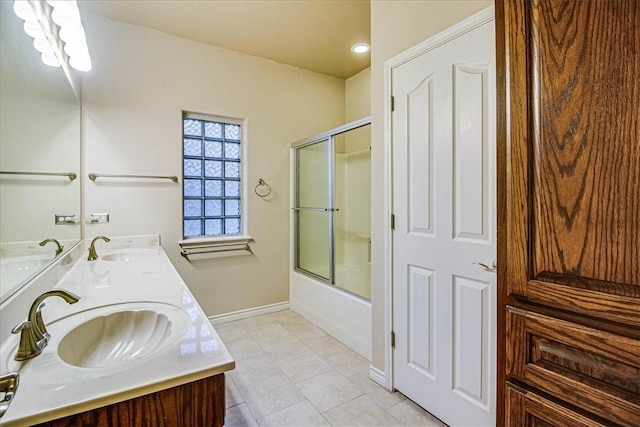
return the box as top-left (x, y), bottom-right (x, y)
top-left (89, 213), bottom-right (110, 224)
top-left (55, 214), bottom-right (77, 225)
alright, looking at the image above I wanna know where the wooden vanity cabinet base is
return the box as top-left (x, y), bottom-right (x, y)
top-left (507, 384), bottom-right (610, 427)
top-left (35, 373), bottom-right (226, 427)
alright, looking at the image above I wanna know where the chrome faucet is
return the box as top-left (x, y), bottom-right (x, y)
top-left (87, 235), bottom-right (111, 261)
top-left (11, 290), bottom-right (80, 361)
top-left (39, 238), bottom-right (63, 257)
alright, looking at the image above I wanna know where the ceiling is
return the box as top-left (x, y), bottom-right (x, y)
top-left (79, 0), bottom-right (371, 80)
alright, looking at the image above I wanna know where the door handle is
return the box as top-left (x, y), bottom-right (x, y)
top-left (474, 260), bottom-right (497, 272)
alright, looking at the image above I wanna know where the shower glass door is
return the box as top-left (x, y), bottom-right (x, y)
top-left (333, 125), bottom-right (371, 299)
top-left (295, 138), bottom-right (333, 281)
top-left (293, 117), bottom-right (371, 300)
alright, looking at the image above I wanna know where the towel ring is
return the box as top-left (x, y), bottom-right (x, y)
top-left (254, 179), bottom-right (272, 197)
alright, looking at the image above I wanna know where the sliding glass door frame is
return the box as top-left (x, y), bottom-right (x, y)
top-left (293, 136), bottom-right (335, 283)
top-left (292, 116), bottom-right (371, 287)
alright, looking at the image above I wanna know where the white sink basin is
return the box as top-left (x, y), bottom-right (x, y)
top-left (55, 303), bottom-right (189, 369)
top-left (101, 250), bottom-right (156, 263)
top-left (1, 255), bottom-right (51, 274)
top-left (0, 255), bottom-right (53, 297)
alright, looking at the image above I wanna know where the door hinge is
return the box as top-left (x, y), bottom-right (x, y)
top-left (391, 214), bottom-right (395, 230)
top-left (391, 331), bottom-right (396, 349)
top-left (391, 96), bottom-right (395, 112)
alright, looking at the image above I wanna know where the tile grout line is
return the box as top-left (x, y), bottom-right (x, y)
top-left (222, 310), bottom-right (444, 427)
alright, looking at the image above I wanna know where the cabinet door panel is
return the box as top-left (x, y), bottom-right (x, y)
top-left (507, 307), bottom-right (640, 426)
top-left (507, 385), bottom-right (608, 427)
top-left (529, 0), bottom-right (640, 289)
top-left (501, 0), bottom-right (640, 321)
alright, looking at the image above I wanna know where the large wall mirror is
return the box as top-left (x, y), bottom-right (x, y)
top-left (0, 1), bottom-right (82, 303)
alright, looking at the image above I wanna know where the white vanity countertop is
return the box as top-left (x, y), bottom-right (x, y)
top-left (0, 235), bottom-right (235, 426)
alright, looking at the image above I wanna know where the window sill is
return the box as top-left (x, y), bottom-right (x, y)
top-left (178, 235), bottom-right (253, 259)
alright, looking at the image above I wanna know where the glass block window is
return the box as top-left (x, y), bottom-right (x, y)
top-left (183, 116), bottom-right (242, 238)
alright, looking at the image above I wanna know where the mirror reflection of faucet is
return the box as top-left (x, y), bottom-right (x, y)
top-left (38, 238), bottom-right (63, 257)
top-left (11, 290), bottom-right (80, 361)
top-left (87, 236), bottom-right (111, 261)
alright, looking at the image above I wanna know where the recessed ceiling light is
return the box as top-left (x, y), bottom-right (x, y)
top-left (351, 43), bottom-right (370, 54)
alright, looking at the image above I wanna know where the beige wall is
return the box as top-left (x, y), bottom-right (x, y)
top-left (346, 67), bottom-right (371, 122)
top-left (82, 15), bottom-right (346, 316)
top-left (370, 0), bottom-right (492, 371)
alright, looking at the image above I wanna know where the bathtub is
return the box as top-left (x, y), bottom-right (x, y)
top-left (289, 268), bottom-right (371, 359)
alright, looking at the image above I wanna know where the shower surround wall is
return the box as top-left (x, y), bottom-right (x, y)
top-left (334, 127), bottom-right (371, 299)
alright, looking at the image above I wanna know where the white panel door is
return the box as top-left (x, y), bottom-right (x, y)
top-left (392, 16), bottom-right (496, 427)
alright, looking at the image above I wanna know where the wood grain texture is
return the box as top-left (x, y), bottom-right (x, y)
top-left (527, 280), bottom-right (640, 326)
top-left (498, 0), bottom-right (531, 299)
top-left (494, 0), bottom-right (640, 424)
top-left (507, 307), bottom-right (640, 426)
top-left (507, 385), bottom-right (610, 427)
top-left (36, 374), bottom-right (226, 427)
top-left (530, 0), bottom-right (640, 287)
top-left (496, 0), bottom-right (529, 424)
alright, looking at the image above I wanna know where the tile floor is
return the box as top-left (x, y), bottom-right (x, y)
top-left (216, 309), bottom-right (446, 426)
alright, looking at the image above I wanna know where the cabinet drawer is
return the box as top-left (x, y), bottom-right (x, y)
top-left (507, 307), bottom-right (640, 426)
top-left (507, 384), bottom-right (608, 427)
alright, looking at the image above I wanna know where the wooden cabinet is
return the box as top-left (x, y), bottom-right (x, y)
top-left (34, 374), bottom-right (226, 427)
top-left (506, 307), bottom-right (639, 425)
top-left (496, 0), bottom-right (639, 425)
top-left (506, 384), bottom-right (611, 427)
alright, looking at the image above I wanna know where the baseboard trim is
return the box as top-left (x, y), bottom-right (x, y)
top-left (208, 301), bottom-right (290, 325)
top-left (369, 365), bottom-right (391, 391)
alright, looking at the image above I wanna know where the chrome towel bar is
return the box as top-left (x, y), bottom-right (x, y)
top-left (88, 173), bottom-right (179, 183)
top-left (0, 170), bottom-right (76, 180)
top-left (181, 244), bottom-right (251, 258)
top-left (291, 207), bottom-right (339, 211)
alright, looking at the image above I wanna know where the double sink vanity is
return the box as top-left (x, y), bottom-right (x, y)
top-left (0, 235), bottom-right (235, 426)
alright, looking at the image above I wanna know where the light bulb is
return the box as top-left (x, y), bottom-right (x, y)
top-left (41, 51), bottom-right (61, 67)
top-left (58, 23), bottom-right (84, 43)
top-left (17, 0), bottom-right (92, 72)
top-left (46, 0), bottom-right (76, 8)
top-left (63, 40), bottom-right (82, 57)
top-left (13, 0), bottom-right (36, 21)
top-left (51, 3), bottom-right (81, 28)
top-left (350, 43), bottom-right (370, 54)
top-left (33, 36), bottom-right (54, 54)
top-left (24, 20), bottom-right (45, 39)
top-left (70, 54), bottom-right (91, 72)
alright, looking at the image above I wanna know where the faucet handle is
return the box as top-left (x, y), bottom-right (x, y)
top-left (34, 303), bottom-right (51, 342)
top-left (11, 321), bottom-right (29, 335)
top-left (11, 321), bottom-right (46, 361)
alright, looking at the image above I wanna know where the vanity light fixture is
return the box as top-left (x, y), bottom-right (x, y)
top-left (13, 0), bottom-right (92, 72)
top-left (13, 0), bottom-right (60, 67)
top-left (350, 43), bottom-right (370, 54)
